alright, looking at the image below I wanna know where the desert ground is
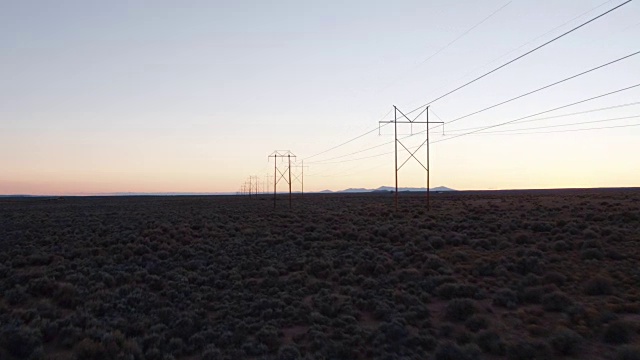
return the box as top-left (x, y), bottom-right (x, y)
top-left (1, 189), bottom-right (639, 360)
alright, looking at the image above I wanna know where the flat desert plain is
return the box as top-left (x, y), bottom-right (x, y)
top-left (1, 189), bottom-right (639, 359)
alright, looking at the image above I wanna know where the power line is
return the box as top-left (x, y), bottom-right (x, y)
top-left (465, 122), bottom-right (640, 135)
top-left (447, 0), bottom-right (617, 88)
top-left (300, 0), bottom-right (632, 168)
top-left (444, 101), bottom-right (640, 132)
top-left (313, 84), bottom-right (640, 164)
top-left (309, 120), bottom-right (640, 166)
top-left (300, 1), bottom-right (515, 163)
top-left (303, 108), bottom-right (392, 161)
top-left (308, 140), bottom-right (392, 164)
top-left (444, 114), bottom-right (640, 134)
top-left (381, 1), bottom-right (512, 91)
top-left (397, 0), bottom-right (617, 116)
top-left (439, 50), bottom-right (640, 127)
top-left (311, 99), bottom-right (640, 164)
top-left (309, 150), bottom-right (394, 165)
top-left (434, 82), bottom-right (640, 143)
top-left (303, 127), bottom-right (380, 160)
top-left (309, 115), bottom-right (433, 164)
top-left (419, 1), bottom-right (512, 67)
top-left (383, 0), bottom-right (633, 120)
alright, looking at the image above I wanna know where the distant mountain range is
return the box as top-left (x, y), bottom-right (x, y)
top-left (319, 186), bottom-right (456, 193)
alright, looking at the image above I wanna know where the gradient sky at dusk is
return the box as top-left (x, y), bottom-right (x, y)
top-left (1, 0), bottom-right (639, 195)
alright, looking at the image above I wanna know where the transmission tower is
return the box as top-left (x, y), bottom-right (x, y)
top-left (250, 175), bottom-right (259, 199)
top-left (291, 160), bottom-right (309, 196)
top-left (268, 150), bottom-right (296, 208)
top-left (379, 105), bottom-right (443, 211)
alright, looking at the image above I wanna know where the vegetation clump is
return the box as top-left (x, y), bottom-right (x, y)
top-left (603, 321), bottom-right (636, 344)
top-left (445, 299), bottom-right (478, 322)
top-left (584, 276), bottom-right (614, 295)
top-left (550, 328), bottom-right (583, 355)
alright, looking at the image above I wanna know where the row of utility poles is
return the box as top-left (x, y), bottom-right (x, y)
top-left (237, 151), bottom-right (308, 208)
top-left (236, 108), bottom-right (441, 211)
top-left (238, 175), bottom-right (261, 198)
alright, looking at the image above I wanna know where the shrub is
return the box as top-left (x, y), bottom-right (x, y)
top-left (27, 253), bottom-right (52, 266)
top-left (433, 341), bottom-right (480, 360)
top-left (167, 337), bottom-right (184, 356)
top-left (436, 283), bottom-right (479, 300)
top-left (475, 330), bottom-right (505, 355)
top-left (0, 325), bottom-right (42, 358)
top-left (377, 320), bottom-right (409, 344)
top-left (172, 317), bottom-right (195, 341)
top-left (465, 315), bottom-right (489, 332)
top-left (53, 282), bottom-right (78, 309)
top-left (599, 310), bottom-right (619, 324)
top-left (451, 250), bottom-right (469, 262)
top-left (445, 299), bottom-right (478, 322)
top-left (492, 288), bottom-right (518, 309)
top-left (372, 302), bottom-right (393, 321)
top-left (201, 345), bottom-right (222, 360)
top-left (145, 347), bottom-right (162, 360)
top-left (58, 326), bottom-right (82, 348)
top-left (74, 338), bottom-right (108, 360)
top-left (603, 321), bottom-right (635, 344)
top-left (41, 320), bottom-right (59, 343)
top-left (188, 333), bottom-right (206, 351)
top-left (581, 239), bottom-right (601, 249)
top-left (471, 239), bottom-right (491, 250)
top-left (541, 291), bottom-right (573, 312)
top-left (552, 240), bottom-right (570, 252)
top-left (581, 248), bottom-right (604, 260)
top-left (472, 259), bottom-right (496, 276)
top-left (456, 329), bottom-right (473, 345)
top-left (514, 256), bottom-right (544, 275)
top-left (406, 304), bottom-right (430, 322)
top-left (520, 285), bottom-right (554, 304)
top-left (514, 233), bottom-right (530, 245)
top-left (241, 339), bottom-right (268, 356)
top-left (278, 344), bottom-right (302, 360)
top-left (28, 277), bottom-right (57, 297)
top-left (520, 274), bottom-right (541, 287)
top-left (5, 286), bottom-right (28, 305)
top-left (445, 234), bottom-right (468, 246)
top-left (308, 260), bottom-right (331, 278)
top-left (584, 276), bottom-right (614, 296)
top-left (606, 249), bottom-right (626, 260)
top-left (256, 325), bottom-right (281, 351)
top-left (550, 328), bottom-right (583, 355)
top-left (616, 346), bottom-right (640, 360)
top-left (431, 236), bottom-right (445, 249)
top-left (119, 338), bottom-right (142, 359)
top-left (424, 255), bottom-right (450, 271)
top-left (506, 340), bottom-right (551, 360)
top-left (413, 332), bottom-right (437, 351)
top-left (542, 271), bottom-right (566, 286)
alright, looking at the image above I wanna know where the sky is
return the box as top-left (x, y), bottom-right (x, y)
top-left (1, 0), bottom-right (639, 195)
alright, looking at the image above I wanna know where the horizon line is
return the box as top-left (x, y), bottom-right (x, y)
top-left (2, 185), bottom-right (639, 197)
